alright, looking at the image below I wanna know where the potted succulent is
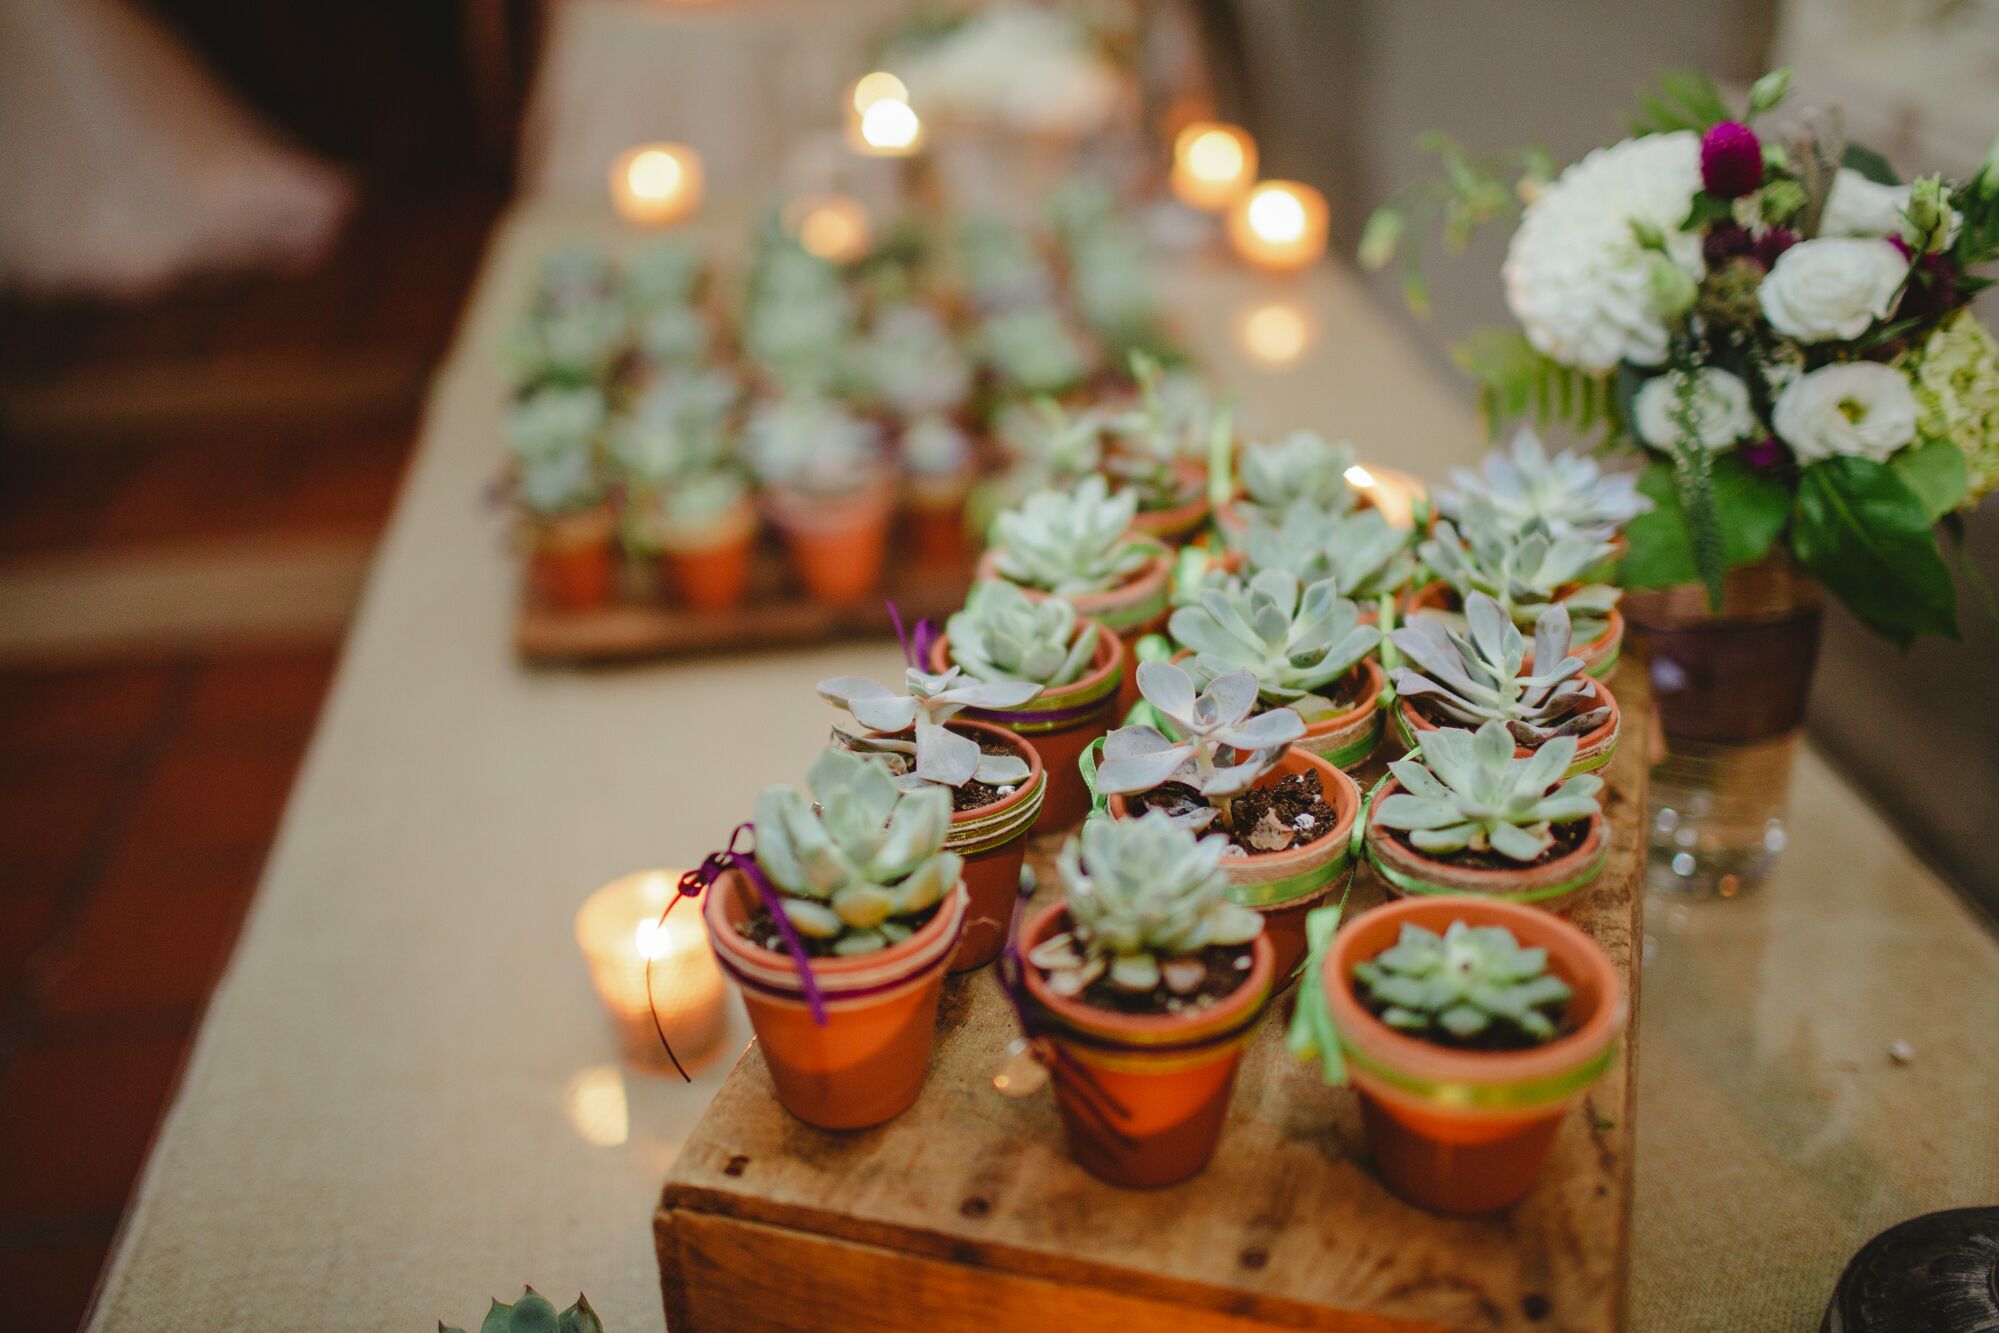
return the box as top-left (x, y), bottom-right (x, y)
top-left (1389, 591), bottom-right (1621, 775)
top-left (1096, 660), bottom-right (1360, 982)
top-left (506, 385), bottom-right (616, 612)
top-left (705, 748), bottom-right (969, 1129)
top-left (1015, 812), bottom-right (1275, 1188)
top-left (966, 396), bottom-right (1105, 535)
top-left (899, 414), bottom-right (978, 566)
top-left (978, 303), bottom-right (1095, 399)
top-left (443, 1288), bottom-right (603, 1333)
top-left (1102, 353), bottom-right (1215, 544)
top-left (741, 230), bottom-right (853, 394)
top-left (1237, 500), bottom-right (1418, 606)
top-left (1411, 512), bottom-right (1625, 677)
top-left (851, 303), bottom-right (974, 422)
top-left (610, 370), bottom-right (755, 613)
top-left (931, 579), bottom-right (1125, 831)
top-left (745, 394), bottom-right (895, 604)
top-left (1169, 569), bottom-right (1386, 772)
top-left (1217, 430), bottom-right (1361, 542)
top-left (818, 666), bottom-right (1046, 971)
top-left (1436, 427), bottom-right (1650, 545)
top-left (1366, 720), bottom-right (1607, 913)
top-left (1314, 898), bottom-right (1624, 1214)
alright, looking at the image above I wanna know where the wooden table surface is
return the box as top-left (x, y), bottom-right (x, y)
top-left (82, 203), bottom-right (1999, 1333)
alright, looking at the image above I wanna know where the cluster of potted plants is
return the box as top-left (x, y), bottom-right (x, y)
top-left (500, 192), bottom-right (1188, 617)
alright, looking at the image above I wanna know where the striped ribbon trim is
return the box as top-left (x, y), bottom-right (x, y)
top-left (1340, 1032), bottom-right (1621, 1111)
top-left (959, 668), bottom-right (1121, 732)
top-left (947, 776), bottom-right (1047, 857)
top-left (1392, 708), bottom-right (1617, 778)
top-left (1584, 642), bottom-right (1621, 679)
top-left (1094, 584), bottom-right (1171, 633)
top-left (1297, 709), bottom-right (1384, 771)
top-left (1228, 842), bottom-right (1352, 908)
top-left (1364, 836), bottom-right (1606, 905)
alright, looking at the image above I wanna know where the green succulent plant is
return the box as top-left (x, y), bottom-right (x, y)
top-left (959, 216), bottom-right (1057, 310)
top-left (819, 665), bottom-right (1041, 789)
top-left (851, 304), bottom-right (972, 418)
top-left (902, 414), bottom-right (972, 479)
top-left (1391, 592), bottom-right (1610, 744)
top-left (742, 394), bottom-right (881, 498)
top-left (1353, 920), bottom-right (1573, 1045)
top-left (1102, 352), bottom-right (1213, 509)
top-left (1029, 811), bottom-right (1264, 997)
top-left (1096, 660), bottom-right (1305, 826)
top-left (1239, 501), bottom-right (1416, 600)
top-left (752, 748), bottom-right (964, 955)
top-left (534, 246), bottom-right (616, 310)
top-left (1376, 720), bottom-right (1602, 863)
top-left (608, 369), bottom-right (738, 487)
top-left (636, 303), bottom-right (712, 368)
top-left (979, 305), bottom-right (1091, 395)
top-left (1170, 570), bottom-right (1380, 721)
top-left (989, 475), bottom-right (1155, 597)
top-left (624, 239), bottom-right (703, 310)
top-left (946, 580), bottom-right (1101, 688)
top-left (1437, 427), bottom-right (1650, 542)
top-left (507, 385), bottom-right (606, 462)
top-left (441, 1287), bottom-right (603, 1333)
top-left (1238, 430), bottom-right (1359, 513)
top-left (502, 299), bottom-right (627, 387)
top-left (1418, 514), bottom-right (1620, 639)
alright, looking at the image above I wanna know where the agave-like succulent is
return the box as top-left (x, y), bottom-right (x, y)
top-left (851, 304), bottom-right (973, 418)
top-left (1376, 720), bottom-right (1602, 862)
top-left (902, 414), bottom-right (972, 480)
top-left (979, 305), bottom-right (1091, 395)
top-left (1353, 920), bottom-right (1573, 1045)
top-left (753, 749), bottom-right (964, 954)
top-left (1170, 570), bottom-right (1380, 721)
top-left (743, 394), bottom-right (882, 497)
top-left (506, 385), bottom-right (606, 462)
top-left (1238, 431), bottom-right (1360, 514)
top-left (1239, 501), bottom-right (1416, 600)
top-left (1029, 812), bottom-right (1264, 997)
top-left (1391, 592), bottom-right (1610, 743)
top-left (819, 666), bottom-right (1041, 788)
top-left (946, 580), bottom-right (1101, 688)
top-left (608, 369), bottom-right (738, 486)
top-left (1418, 515), bottom-right (1620, 637)
top-left (442, 1286), bottom-right (604, 1333)
top-left (1102, 352), bottom-right (1213, 508)
top-left (989, 475), bottom-right (1156, 596)
top-left (1437, 427), bottom-right (1650, 542)
top-left (1096, 661), bottom-right (1305, 824)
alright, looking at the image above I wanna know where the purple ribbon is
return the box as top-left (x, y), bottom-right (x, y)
top-left (649, 822), bottom-right (828, 1083)
top-left (886, 600), bottom-right (940, 672)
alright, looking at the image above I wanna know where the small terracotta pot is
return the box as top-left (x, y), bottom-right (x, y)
top-left (930, 626), bottom-right (1124, 834)
top-left (1109, 747), bottom-right (1359, 986)
top-left (903, 474), bottom-right (974, 566)
top-left (705, 868), bottom-right (966, 1130)
top-left (1126, 461), bottom-right (1212, 547)
top-left (764, 475), bottom-right (896, 605)
top-left (1326, 896), bottom-right (1624, 1214)
top-left (526, 504), bottom-right (617, 612)
top-left (658, 499), bottom-right (757, 613)
top-left (1170, 649), bottom-right (1384, 773)
top-left (1405, 582), bottom-right (1625, 680)
top-left (1393, 676), bottom-right (1622, 778)
top-left (1018, 901), bottom-right (1275, 1188)
top-left (933, 720), bottom-right (1045, 973)
top-left (976, 536), bottom-right (1173, 717)
top-left (1364, 776), bottom-right (1607, 914)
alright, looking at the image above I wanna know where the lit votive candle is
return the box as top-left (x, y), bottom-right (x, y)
top-left (1227, 180), bottom-right (1329, 272)
top-left (576, 870), bottom-right (727, 1073)
top-left (609, 143), bottom-right (703, 227)
top-left (786, 194), bottom-right (873, 264)
top-left (851, 93), bottom-right (922, 157)
top-left (1343, 463), bottom-right (1428, 531)
top-left (1235, 299), bottom-right (1314, 368)
top-left (1171, 121), bottom-right (1257, 211)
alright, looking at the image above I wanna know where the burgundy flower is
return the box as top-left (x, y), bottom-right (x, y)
top-left (1703, 221), bottom-right (1754, 267)
top-left (1740, 435), bottom-right (1788, 472)
top-left (1700, 121), bottom-right (1764, 198)
top-left (1897, 252), bottom-right (1961, 324)
top-left (1752, 226), bottom-right (1797, 268)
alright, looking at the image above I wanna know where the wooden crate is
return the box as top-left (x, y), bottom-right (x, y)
top-left (656, 664), bottom-right (1650, 1332)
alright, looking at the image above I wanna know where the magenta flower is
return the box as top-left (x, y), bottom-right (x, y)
top-left (1740, 435), bottom-right (1788, 472)
top-left (1753, 226), bottom-right (1797, 268)
top-left (1700, 121), bottom-right (1763, 198)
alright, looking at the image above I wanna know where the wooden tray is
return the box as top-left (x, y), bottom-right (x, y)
top-left (655, 663), bottom-right (1650, 1332)
top-left (514, 530), bottom-right (975, 665)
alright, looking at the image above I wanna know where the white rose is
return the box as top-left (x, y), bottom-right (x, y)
top-left (1772, 361), bottom-right (1919, 463)
top-left (1758, 238), bottom-right (1908, 343)
top-left (1633, 368), bottom-right (1758, 451)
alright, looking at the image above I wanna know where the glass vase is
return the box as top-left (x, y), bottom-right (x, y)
top-left (1622, 557), bottom-right (1824, 899)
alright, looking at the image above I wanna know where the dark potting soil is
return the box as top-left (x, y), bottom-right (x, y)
top-left (736, 899), bottom-right (943, 959)
top-left (1068, 942), bottom-right (1257, 1016)
top-left (1129, 769), bottom-right (1339, 855)
top-left (1385, 814), bottom-right (1589, 872)
top-left (1351, 975), bottom-right (1577, 1052)
top-left (950, 733), bottom-right (1027, 813)
top-left (1305, 666), bottom-right (1368, 717)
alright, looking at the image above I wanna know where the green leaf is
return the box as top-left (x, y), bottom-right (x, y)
top-left (1628, 68), bottom-right (1731, 134)
top-left (1841, 142), bottom-right (1899, 186)
top-left (1449, 329), bottom-right (1609, 438)
top-left (1791, 458), bottom-right (1958, 647)
top-left (1621, 455), bottom-right (1791, 589)
top-left (559, 1294), bottom-right (606, 1333)
top-left (1890, 438), bottom-right (1971, 521)
top-left (1747, 68), bottom-right (1793, 118)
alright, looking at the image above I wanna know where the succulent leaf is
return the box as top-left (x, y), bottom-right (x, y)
top-left (820, 666), bottom-right (1042, 792)
top-left (1097, 661), bottom-right (1303, 812)
top-left (1171, 570), bottom-right (1380, 720)
top-left (1417, 509), bottom-right (1621, 641)
top-left (1375, 720), bottom-right (1603, 863)
top-left (1238, 431), bottom-right (1360, 512)
top-left (1436, 427), bottom-right (1651, 542)
top-left (990, 475), bottom-right (1155, 596)
top-left (947, 581), bottom-right (1101, 687)
top-left (1354, 920), bottom-right (1573, 1047)
top-left (1239, 501), bottom-right (1416, 598)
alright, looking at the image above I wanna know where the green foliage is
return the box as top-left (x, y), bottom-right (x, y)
top-left (441, 1288), bottom-right (603, 1333)
top-left (1891, 438), bottom-right (1973, 522)
top-left (1840, 141), bottom-right (1900, 187)
top-left (1620, 456), bottom-right (1790, 589)
top-left (1358, 137), bottom-right (1546, 317)
top-left (1625, 68), bottom-right (1733, 136)
top-left (1168, 570), bottom-right (1381, 721)
top-left (1790, 459), bottom-right (1959, 647)
top-left (1353, 921), bottom-right (1573, 1046)
top-left (1451, 329), bottom-right (1613, 440)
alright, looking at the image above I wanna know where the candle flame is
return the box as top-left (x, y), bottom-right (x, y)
top-left (859, 98), bottom-right (921, 152)
top-left (1344, 464), bottom-right (1377, 489)
top-left (563, 1066), bottom-right (630, 1147)
top-left (851, 71), bottom-right (909, 114)
top-left (626, 149), bottom-right (684, 201)
top-left (1239, 301), bottom-right (1311, 367)
top-left (1247, 186), bottom-right (1309, 244)
top-left (1185, 128), bottom-right (1246, 183)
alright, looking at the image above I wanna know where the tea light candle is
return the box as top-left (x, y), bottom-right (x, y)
top-left (786, 194), bottom-right (873, 263)
top-left (1170, 121), bottom-right (1257, 211)
top-left (852, 93), bottom-right (923, 157)
top-left (575, 870), bottom-right (727, 1072)
top-left (1227, 180), bottom-right (1329, 272)
top-left (1343, 463), bottom-right (1428, 531)
top-left (609, 143), bottom-right (703, 227)
top-left (1235, 299), bottom-right (1314, 368)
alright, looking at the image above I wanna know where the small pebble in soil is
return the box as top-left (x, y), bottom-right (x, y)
top-left (1888, 1039), bottom-right (1915, 1066)
top-left (1221, 845), bottom-right (1247, 858)
top-left (998, 785), bottom-right (1015, 796)
top-left (1294, 812), bottom-right (1316, 829)
top-left (1234, 954), bottom-right (1252, 970)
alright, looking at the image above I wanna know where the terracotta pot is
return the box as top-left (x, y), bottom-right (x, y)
top-left (1364, 776), bottom-right (1607, 914)
top-left (1405, 582), bottom-right (1624, 680)
top-left (1393, 676), bottom-right (1622, 778)
top-left (1126, 461), bottom-right (1213, 547)
top-left (1018, 901), bottom-right (1275, 1188)
top-left (1109, 748), bottom-right (1359, 987)
top-left (935, 721), bottom-right (1045, 973)
top-left (1325, 896), bottom-right (1623, 1214)
top-left (658, 499), bottom-right (757, 613)
top-left (764, 475), bottom-right (896, 605)
top-left (1170, 648), bottom-right (1384, 774)
top-left (903, 474), bottom-right (974, 567)
top-left (526, 504), bottom-right (617, 612)
top-left (976, 536), bottom-right (1173, 718)
top-left (705, 868), bottom-right (966, 1130)
top-left (930, 626), bottom-right (1124, 834)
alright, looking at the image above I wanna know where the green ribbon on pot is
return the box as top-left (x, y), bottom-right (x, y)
top-left (1585, 643), bottom-right (1620, 679)
top-left (1363, 836), bottom-right (1607, 905)
top-left (1078, 735), bottom-right (1109, 822)
top-left (1286, 903), bottom-right (1350, 1085)
top-left (1338, 1031), bottom-right (1622, 1112)
top-left (1298, 712), bottom-right (1385, 771)
top-left (1227, 845), bottom-right (1352, 908)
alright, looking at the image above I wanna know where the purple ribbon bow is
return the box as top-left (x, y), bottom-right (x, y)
top-left (886, 600), bottom-right (940, 673)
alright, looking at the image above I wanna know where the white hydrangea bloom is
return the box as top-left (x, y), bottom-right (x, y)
top-left (1758, 238), bottom-right (1908, 343)
top-left (1772, 362), bottom-right (1919, 463)
top-left (1502, 132), bottom-right (1706, 373)
top-left (1633, 368), bottom-right (1758, 451)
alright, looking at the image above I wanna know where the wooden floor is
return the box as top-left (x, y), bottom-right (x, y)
top-left (0, 184), bottom-right (502, 1330)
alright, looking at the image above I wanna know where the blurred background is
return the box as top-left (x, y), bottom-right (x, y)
top-left (0, 0), bottom-right (1993, 1327)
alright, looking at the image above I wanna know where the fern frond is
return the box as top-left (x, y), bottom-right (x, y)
top-left (1450, 329), bottom-right (1612, 440)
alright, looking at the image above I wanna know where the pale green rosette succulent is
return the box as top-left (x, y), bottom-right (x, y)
top-left (1419, 513), bottom-right (1620, 640)
top-left (819, 667), bottom-right (1040, 789)
top-left (1096, 661), bottom-right (1305, 827)
top-left (1437, 427), bottom-right (1650, 541)
top-left (442, 1286), bottom-right (604, 1333)
top-left (990, 475), bottom-right (1154, 596)
top-left (1391, 592), bottom-right (1609, 743)
top-left (1238, 430), bottom-right (1359, 513)
top-left (1169, 570), bottom-right (1379, 721)
top-left (1376, 720), bottom-right (1601, 863)
top-left (946, 581), bottom-right (1100, 688)
top-left (1240, 501), bottom-right (1416, 600)
top-left (1354, 920), bottom-right (1573, 1045)
top-left (979, 305), bottom-right (1092, 396)
top-left (743, 394), bottom-right (882, 498)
